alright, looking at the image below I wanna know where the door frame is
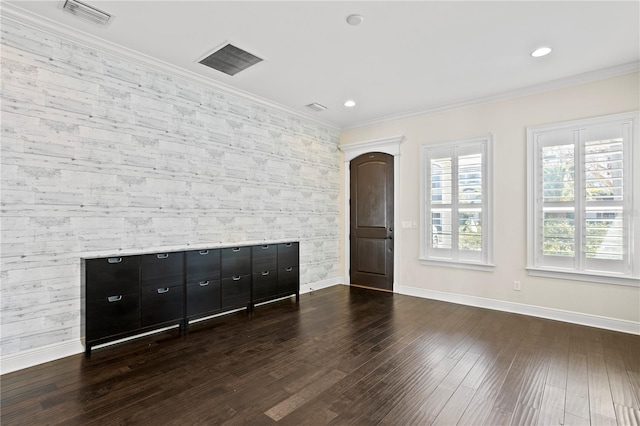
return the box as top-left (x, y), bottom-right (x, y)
top-left (340, 135), bottom-right (404, 291)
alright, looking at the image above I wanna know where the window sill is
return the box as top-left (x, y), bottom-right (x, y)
top-left (419, 258), bottom-right (495, 272)
top-left (526, 267), bottom-right (640, 287)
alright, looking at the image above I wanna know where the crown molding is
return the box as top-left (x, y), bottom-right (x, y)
top-left (0, 2), bottom-right (340, 131)
top-left (345, 61), bottom-right (640, 131)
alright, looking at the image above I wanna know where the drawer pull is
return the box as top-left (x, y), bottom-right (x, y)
top-left (261, 271), bottom-right (269, 276)
top-left (107, 257), bottom-right (122, 264)
top-left (157, 287), bottom-right (169, 294)
top-left (285, 243), bottom-right (292, 247)
top-left (261, 245), bottom-right (269, 249)
top-left (232, 247), bottom-right (241, 252)
top-left (157, 253), bottom-right (169, 259)
top-left (232, 276), bottom-right (241, 281)
top-left (107, 295), bottom-right (122, 302)
top-left (199, 250), bottom-right (209, 255)
top-left (286, 267), bottom-right (293, 272)
top-left (199, 281), bottom-right (209, 287)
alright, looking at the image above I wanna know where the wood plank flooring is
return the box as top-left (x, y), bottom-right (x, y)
top-left (2, 285), bottom-right (639, 425)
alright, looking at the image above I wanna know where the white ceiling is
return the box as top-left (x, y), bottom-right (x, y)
top-left (5, 1), bottom-right (640, 129)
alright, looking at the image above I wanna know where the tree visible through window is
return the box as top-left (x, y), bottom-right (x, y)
top-left (421, 136), bottom-right (493, 269)
top-left (527, 111), bottom-right (639, 285)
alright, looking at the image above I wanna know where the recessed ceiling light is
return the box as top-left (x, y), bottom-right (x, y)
top-left (346, 14), bottom-right (364, 26)
top-left (344, 100), bottom-right (356, 108)
top-left (531, 47), bottom-right (552, 57)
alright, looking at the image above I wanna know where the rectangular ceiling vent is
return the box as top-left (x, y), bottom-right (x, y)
top-left (61, 0), bottom-right (112, 25)
top-left (306, 102), bottom-right (327, 112)
top-left (199, 44), bottom-right (263, 76)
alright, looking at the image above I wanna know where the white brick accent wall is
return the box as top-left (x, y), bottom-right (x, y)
top-left (0, 18), bottom-right (342, 359)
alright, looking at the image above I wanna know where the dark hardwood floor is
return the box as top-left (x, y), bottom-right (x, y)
top-left (2, 285), bottom-right (639, 425)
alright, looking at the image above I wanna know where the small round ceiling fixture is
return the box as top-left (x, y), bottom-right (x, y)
top-left (531, 46), bottom-right (552, 57)
top-left (346, 14), bottom-right (364, 26)
top-left (344, 99), bottom-right (356, 108)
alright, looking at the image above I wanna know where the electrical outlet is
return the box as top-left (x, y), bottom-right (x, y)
top-left (513, 280), bottom-right (521, 291)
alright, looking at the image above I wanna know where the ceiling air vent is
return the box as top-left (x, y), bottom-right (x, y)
top-left (306, 102), bottom-right (327, 112)
top-left (61, 0), bottom-right (112, 25)
top-left (199, 43), bottom-right (263, 76)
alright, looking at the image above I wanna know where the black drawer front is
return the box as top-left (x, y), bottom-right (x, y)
top-left (221, 247), bottom-right (251, 277)
top-left (141, 252), bottom-right (184, 288)
top-left (141, 286), bottom-right (184, 327)
top-left (252, 270), bottom-right (278, 302)
top-left (278, 266), bottom-right (299, 296)
top-left (186, 249), bottom-right (221, 283)
top-left (86, 294), bottom-right (140, 340)
top-left (86, 256), bottom-right (140, 301)
top-left (186, 279), bottom-right (221, 317)
top-left (221, 275), bottom-right (251, 309)
top-left (277, 243), bottom-right (299, 268)
top-left (252, 245), bottom-right (277, 271)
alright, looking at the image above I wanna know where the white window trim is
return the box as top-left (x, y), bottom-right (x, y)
top-left (419, 134), bottom-right (494, 271)
top-left (526, 111), bottom-right (640, 287)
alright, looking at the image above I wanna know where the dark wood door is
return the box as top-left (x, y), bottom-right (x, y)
top-left (350, 152), bottom-right (394, 290)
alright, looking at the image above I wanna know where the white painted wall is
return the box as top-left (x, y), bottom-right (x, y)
top-left (340, 72), bottom-right (640, 325)
top-left (0, 18), bottom-right (341, 361)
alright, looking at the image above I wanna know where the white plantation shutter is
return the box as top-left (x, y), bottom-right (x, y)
top-left (527, 111), bottom-right (639, 285)
top-left (421, 136), bottom-right (493, 269)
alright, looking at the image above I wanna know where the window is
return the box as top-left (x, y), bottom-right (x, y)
top-left (420, 135), bottom-right (494, 270)
top-left (527, 111), bottom-right (639, 286)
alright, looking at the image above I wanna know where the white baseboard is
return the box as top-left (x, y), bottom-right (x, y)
top-left (396, 284), bottom-right (640, 335)
top-left (1, 339), bottom-right (85, 375)
top-left (300, 276), bottom-right (344, 294)
top-left (1, 277), bottom-right (345, 375)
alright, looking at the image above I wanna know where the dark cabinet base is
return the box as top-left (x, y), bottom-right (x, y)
top-left (85, 241), bottom-right (300, 356)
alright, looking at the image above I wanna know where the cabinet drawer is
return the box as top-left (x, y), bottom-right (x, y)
top-left (221, 274), bottom-right (251, 309)
top-left (252, 245), bottom-right (277, 271)
top-left (141, 285), bottom-right (184, 327)
top-left (86, 294), bottom-right (140, 340)
top-left (86, 256), bottom-right (140, 301)
top-left (141, 252), bottom-right (183, 288)
top-left (186, 279), bottom-right (221, 317)
top-left (278, 266), bottom-right (299, 296)
top-left (221, 247), bottom-right (251, 277)
top-left (277, 243), bottom-right (299, 269)
top-left (186, 249), bottom-right (221, 283)
top-left (252, 270), bottom-right (278, 302)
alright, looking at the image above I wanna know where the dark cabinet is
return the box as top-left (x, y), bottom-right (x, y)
top-left (140, 252), bottom-right (184, 326)
top-left (85, 256), bottom-right (141, 352)
top-left (141, 252), bottom-right (183, 288)
top-left (252, 245), bottom-right (278, 303)
top-left (141, 286), bottom-right (184, 326)
top-left (85, 253), bottom-right (185, 355)
top-left (85, 242), bottom-right (299, 355)
top-left (278, 242), bottom-right (299, 297)
top-left (186, 279), bottom-right (221, 317)
top-left (185, 249), bottom-right (221, 319)
top-left (220, 247), bottom-right (251, 309)
top-left (86, 293), bottom-right (140, 341)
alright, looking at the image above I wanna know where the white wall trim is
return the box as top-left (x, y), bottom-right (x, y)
top-left (346, 61), bottom-right (640, 130)
top-left (1, 339), bottom-right (84, 375)
top-left (0, 2), bottom-right (339, 131)
top-left (0, 278), bottom-right (344, 375)
top-left (396, 284), bottom-right (640, 335)
top-left (300, 276), bottom-right (344, 294)
top-left (340, 136), bottom-right (405, 290)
